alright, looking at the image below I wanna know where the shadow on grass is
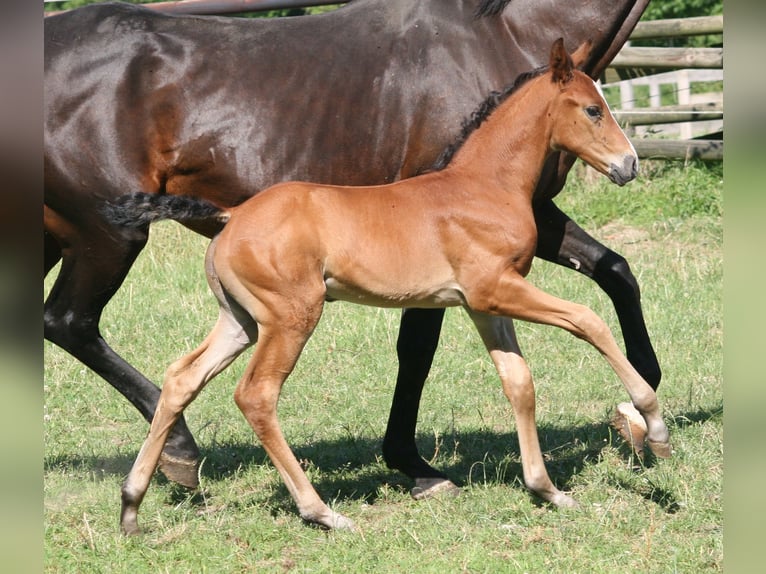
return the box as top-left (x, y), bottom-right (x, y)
top-left (45, 405), bottom-right (721, 515)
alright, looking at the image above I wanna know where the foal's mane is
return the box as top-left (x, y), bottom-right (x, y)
top-left (430, 64), bottom-right (547, 171)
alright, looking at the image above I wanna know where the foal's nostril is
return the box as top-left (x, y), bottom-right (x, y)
top-left (625, 154), bottom-right (638, 178)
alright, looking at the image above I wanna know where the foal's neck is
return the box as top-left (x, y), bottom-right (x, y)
top-left (447, 76), bottom-right (555, 197)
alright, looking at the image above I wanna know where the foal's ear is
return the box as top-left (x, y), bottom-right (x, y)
top-left (570, 39), bottom-right (593, 70)
top-left (550, 37), bottom-right (574, 84)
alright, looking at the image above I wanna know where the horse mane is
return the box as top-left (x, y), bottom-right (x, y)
top-left (474, 0), bottom-right (513, 18)
top-left (430, 64), bottom-right (547, 171)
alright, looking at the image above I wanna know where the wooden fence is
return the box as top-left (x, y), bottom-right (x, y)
top-left (602, 14), bottom-right (723, 161)
top-left (45, 2), bottom-right (723, 161)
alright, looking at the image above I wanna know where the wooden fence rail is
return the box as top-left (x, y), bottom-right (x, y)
top-left (603, 14), bottom-right (723, 161)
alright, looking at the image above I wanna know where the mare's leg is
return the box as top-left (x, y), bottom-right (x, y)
top-left (468, 313), bottom-right (576, 508)
top-left (473, 274), bottom-right (671, 457)
top-left (534, 199), bottom-right (660, 452)
top-left (44, 206), bottom-right (201, 487)
top-left (383, 308), bottom-right (459, 499)
top-left (121, 306), bottom-right (256, 535)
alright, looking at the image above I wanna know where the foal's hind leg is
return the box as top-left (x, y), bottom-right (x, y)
top-left (232, 310), bottom-right (355, 530)
top-left (120, 306), bottom-right (256, 535)
top-left (468, 312), bottom-right (576, 508)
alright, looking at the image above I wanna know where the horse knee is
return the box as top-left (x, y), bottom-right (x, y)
top-left (234, 383), bottom-right (279, 433)
top-left (594, 251), bottom-right (640, 301)
top-left (500, 357), bottom-right (534, 407)
top-left (161, 370), bottom-right (204, 414)
top-left (632, 387), bottom-right (660, 417)
top-left (43, 307), bottom-right (99, 350)
top-left (567, 304), bottom-right (610, 345)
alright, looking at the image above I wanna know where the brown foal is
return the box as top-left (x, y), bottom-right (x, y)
top-left (117, 39), bottom-right (670, 533)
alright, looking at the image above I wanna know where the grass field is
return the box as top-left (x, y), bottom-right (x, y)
top-left (44, 160), bottom-right (722, 573)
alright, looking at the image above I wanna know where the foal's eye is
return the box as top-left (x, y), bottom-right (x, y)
top-left (585, 106), bottom-right (603, 121)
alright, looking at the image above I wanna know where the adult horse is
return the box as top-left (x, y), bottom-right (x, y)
top-left (44, 0), bottom-right (655, 496)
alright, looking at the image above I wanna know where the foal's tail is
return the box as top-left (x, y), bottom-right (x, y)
top-left (104, 192), bottom-right (230, 229)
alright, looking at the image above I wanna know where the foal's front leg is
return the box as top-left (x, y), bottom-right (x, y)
top-left (475, 274), bottom-right (671, 458)
top-left (534, 199), bottom-right (660, 454)
top-left (468, 312), bottom-right (577, 508)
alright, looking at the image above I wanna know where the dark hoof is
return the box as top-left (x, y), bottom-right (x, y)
top-left (411, 478), bottom-right (461, 500)
top-left (158, 452), bottom-right (199, 489)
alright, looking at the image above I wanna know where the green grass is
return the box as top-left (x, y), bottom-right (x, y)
top-left (44, 160), bottom-right (722, 572)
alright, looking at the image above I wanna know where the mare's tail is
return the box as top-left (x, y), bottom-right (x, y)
top-left (104, 193), bottom-right (230, 229)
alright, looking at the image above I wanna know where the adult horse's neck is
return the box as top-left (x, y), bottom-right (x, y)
top-left (446, 74), bottom-right (557, 199)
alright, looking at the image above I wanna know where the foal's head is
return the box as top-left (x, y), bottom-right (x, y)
top-left (546, 38), bottom-right (638, 186)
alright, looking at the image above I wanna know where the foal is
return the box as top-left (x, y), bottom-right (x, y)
top-left (115, 39), bottom-right (670, 533)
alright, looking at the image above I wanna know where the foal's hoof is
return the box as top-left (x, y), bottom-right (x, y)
top-left (121, 522), bottom-right (143, 537)
top-left (330, 514), bottom-right (356, 531)
top-left (411, 478), bottom-right (461, 500)
top-left (611, 402), bottom-right (648, 457)
top-left (305, 510), bottom-right (356, 531)
top-left (647, 440), bottom-right (672, 459)
top-left (158, 452), bottom-right (199, 489)
top-left (549, 491), bottom-right (578, 509)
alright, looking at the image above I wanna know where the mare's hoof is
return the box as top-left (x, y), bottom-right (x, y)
top-left (411, 478), bottom-right (461, 500)
top-left (647, 440), bottom-right (672, 459)
top-left (611, 402), bottom-right (648, 457)
top-left (158, 452), bottom-right (199, 489)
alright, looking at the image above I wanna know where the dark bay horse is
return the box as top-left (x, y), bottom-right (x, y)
top-left (44, 0), bottom-right (655, 496)
top-left (112, 40), bottom-right (670, 532)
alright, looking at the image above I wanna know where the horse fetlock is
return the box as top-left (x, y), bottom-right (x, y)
top-left (119, 494), bottom-right (142, 536)
top-left (525, 473), bottom-right (565, 506)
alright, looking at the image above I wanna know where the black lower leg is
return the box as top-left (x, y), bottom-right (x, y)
top-left (383, 309), bottom-right (456, 494)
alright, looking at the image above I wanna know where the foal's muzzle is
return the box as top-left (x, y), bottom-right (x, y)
top-left (609, 154), bottom-right (638, 186)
